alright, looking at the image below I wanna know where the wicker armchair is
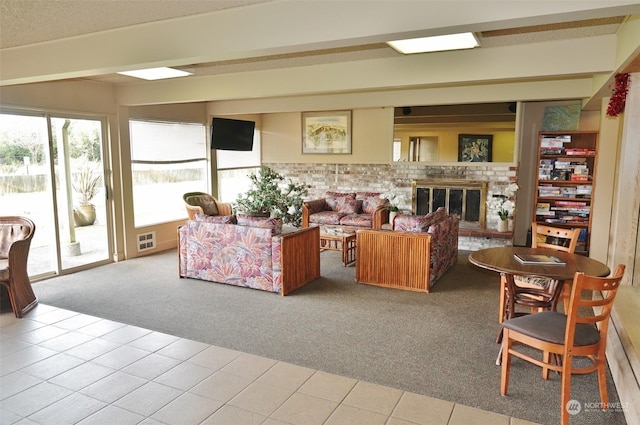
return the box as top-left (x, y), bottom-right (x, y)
top-left (0, 216), bottom-right (37, 318)
top-left (183, 192), bottom-right (233, 220)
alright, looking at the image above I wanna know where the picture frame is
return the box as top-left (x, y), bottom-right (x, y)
top-left (458, 134), bottom-right (493, 162)
top-left (302, 111), bottom-right (352, 154)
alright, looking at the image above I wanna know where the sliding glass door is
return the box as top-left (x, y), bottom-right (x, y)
top-left (0, 111), bottom-right (111, 278)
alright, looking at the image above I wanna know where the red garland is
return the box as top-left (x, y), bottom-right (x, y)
top-left (607, 73), bottom-right (630, 117)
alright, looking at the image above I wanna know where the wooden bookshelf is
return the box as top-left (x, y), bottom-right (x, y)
top-left (534, 131), bottom-right (598, 255)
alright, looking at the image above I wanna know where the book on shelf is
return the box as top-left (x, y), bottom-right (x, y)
top-left (514, 254), bottom-right (566, 265)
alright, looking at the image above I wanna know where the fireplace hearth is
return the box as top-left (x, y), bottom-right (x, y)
top-left (412, 179), bottom-right (487, 229)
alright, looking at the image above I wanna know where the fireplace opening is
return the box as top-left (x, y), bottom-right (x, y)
top-left (412, 179), bottom-right (487, 228)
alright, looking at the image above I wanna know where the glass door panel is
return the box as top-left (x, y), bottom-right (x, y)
top-left (51, 117), bottom-right (110, 270)
top-left (0, 111), bottom-right (111, 278)
top-left (0, 112), bottom-right (57, 277)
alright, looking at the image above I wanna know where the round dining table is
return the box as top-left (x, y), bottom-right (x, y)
top-left (469, 246), bottom-right (611, 364)
top-left (468, 246), bottom-right (610, 281)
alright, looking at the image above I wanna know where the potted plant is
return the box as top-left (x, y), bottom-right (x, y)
top-left (72, 163), bottom-right (101, 226)
top-left (234, 166), bottom-right (310, 227)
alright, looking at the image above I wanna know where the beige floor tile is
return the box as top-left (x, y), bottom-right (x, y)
top-left (100, 324), bottom-right (151, 344)
top-left (76, 318), bottom-right (127, 337)
top-left (114, 381), bottom-right (183, 416)
top-left (0, 407), bottom-right (23, 425)
top-left (53, 313), bottom-right (102, 331)
top-left (187, 345), bottom-right (242, 370)
top-left (200, 405), bottom-right (266, 425)
top-left (391, 391), bottom-right (454, 425)
top-left (0, 381), bottom-right (73, 417)
top-left (63, 337), bottom-right (120, 360)
top-left (219, 352), bottom-right (278, 380)
top-left (156, 338), bottom-right (210, 360)
top-left (76, 405), bottom-right (145, 425)
top-left (190, 370), bottom-right (254, 402)
top-left (79, 370), bottom-right (147, 403)
top-left (127, 331), bottom-right (179, 352)
top-left (0, 337), bottom-right (32, 357)
top-left (228, 381), bottom-right (295, 416)
top-left (511, 418), bottom-right (544, 425)
top-left (258, 361), bottom-right (315, 391)
top-left (271, 392), bottom-right (338, 425)
top-left (121, 352), bottom-right (182, 380)
top-left (19, 352), bottom-right (85, 380)
top-left (342, 380), bottom-right (403, 415)
top-left (449, 404), bottom-right (511, 425)
top-left (153, 361), bottom-right (214, 390)
top-left (0, 345), bottom-right (58, 370)
top-left (15, 325), bottom-right (69, 345)
top-left (262, 418), bottom-right (294, 425)
top-left (0, 371), bottom-right (42, 399)
top-left (31, 308), bottom-right (79, 325)
top-left (91, 345), bottom-right (150, 369)
top-left (0, 317), bottom-right (47, 337)
top-left (325, 404), bottom-right (389, 425)
top-left (298, 371), bottom-right (358, 403)
top-left (49, 361), bottom-right (115, 391)
top-left (151, 392), bottom-right (223, 425)
top-left (38, 331), bottom-right (94, 352)
top-left (27, 392), bottom-right (106, 425)
top-left (387, 417), bottom-right (420, 425)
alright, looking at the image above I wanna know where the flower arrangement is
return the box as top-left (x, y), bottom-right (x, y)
top-left (487, 183), bottom-right (519, 221)
top-left (234, 166), bottom-right (310, 227)
top-left (380, 187), bottom-right (405, 213)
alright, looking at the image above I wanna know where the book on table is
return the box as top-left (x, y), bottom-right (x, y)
top-left (514, 253), bottom-right (566, 265)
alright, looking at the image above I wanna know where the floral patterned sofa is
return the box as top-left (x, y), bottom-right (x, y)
top-left (302, 191), bottom-right (390, 229)
top-left (178, 214), bottom-right (320, 295)
top-left (355, 207), bottom-right (459, 292)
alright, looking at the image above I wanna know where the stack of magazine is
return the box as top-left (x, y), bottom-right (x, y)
top-left (514, 253), bottom-right (566, 265)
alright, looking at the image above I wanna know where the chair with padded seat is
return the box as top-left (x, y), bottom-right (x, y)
top-left (498, 223), bottom-right (581, 325)
top-left (183, 192), bottom-right (233, 220)
top-left (0, 216), bottom-right (38, 318)
top-left (500, 264), bottom-right (625, 425)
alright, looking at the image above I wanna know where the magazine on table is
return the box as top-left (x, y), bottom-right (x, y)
top-left (514, 253), bottom-right (566, 265)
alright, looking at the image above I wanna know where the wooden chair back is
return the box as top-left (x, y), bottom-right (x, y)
top-left (531, 223), bottom-right (580, 253)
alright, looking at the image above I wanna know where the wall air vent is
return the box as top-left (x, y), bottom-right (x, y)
top-left (137, 231), bottom-right (156, 252)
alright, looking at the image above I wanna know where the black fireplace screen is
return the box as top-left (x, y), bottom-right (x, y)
top-left (412, 180), bottom-right (486, 228)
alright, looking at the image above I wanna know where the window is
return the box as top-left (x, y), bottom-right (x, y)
top-left (393, 139), bottom-right (401, 161)
top-left (129, 120), bottom-right (208, 226)
top-left (215, 127), bottom-right (261, 203)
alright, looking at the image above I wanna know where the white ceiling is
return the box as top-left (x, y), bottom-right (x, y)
top-left (1, 0), bottom-right (639, 108)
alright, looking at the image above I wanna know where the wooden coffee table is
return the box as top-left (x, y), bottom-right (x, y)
top-left (319, 226), bottom-right (357, 266)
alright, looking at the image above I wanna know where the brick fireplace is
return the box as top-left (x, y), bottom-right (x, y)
top-left (412, 179), bottom-right (487, 229)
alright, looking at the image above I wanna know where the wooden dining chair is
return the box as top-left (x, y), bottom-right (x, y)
top-left (500, 264), bottom-right (625, 425)
top-left (498, 223), bottom-right (581, 324)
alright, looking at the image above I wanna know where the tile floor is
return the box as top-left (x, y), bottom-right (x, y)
top-left (0, 304), bottom-right (541, 425)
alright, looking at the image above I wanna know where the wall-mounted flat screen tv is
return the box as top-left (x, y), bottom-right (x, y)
top-left (210, 117), bottom-right (255, 151)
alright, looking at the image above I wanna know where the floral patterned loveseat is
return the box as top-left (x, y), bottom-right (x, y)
top-left (178, 214), bottom-right (320, 295)
top-left (302, 191), bottom-right (390, 229)
top-left (355, 207), bottom-right (459, 292)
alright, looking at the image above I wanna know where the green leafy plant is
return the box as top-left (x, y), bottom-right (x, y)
top-left (234, 166), bottom-right (310, 227)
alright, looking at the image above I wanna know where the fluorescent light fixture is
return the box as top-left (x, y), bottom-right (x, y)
top-left (387, 32), bottom-right (479, 54)
top-left (117, 67), bottom-right (193, 80)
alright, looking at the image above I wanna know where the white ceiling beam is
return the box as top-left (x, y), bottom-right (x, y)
top-left (2, 0), bottom-right (639, 86)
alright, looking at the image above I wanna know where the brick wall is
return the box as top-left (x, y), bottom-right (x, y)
top-left (265, 162), bottom-right (518, 250)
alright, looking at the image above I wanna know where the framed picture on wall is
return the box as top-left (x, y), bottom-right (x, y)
top-left (458, 134), bottom-right (493, 162)
top-left (302, 111), bottom-right (352, 154)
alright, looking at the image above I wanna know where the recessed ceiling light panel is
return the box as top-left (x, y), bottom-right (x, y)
top-left (117, 67), bottom-right (193, 80)
top-left (387, 32), bottom-right (480, 54)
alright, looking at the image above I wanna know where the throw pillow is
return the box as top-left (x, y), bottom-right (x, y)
top-left (186, 194), bottom-right (219, 216)
top-left (335, 197), bottom-right (362, 214)
top-left (325, 191), bottom-right (356, 210)
top-left (237, 214), bottom-right (283, 235)
top-left (362, 196), bottom-right (387, 214)
top-left (194, 213), bottom-right (237, 224)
